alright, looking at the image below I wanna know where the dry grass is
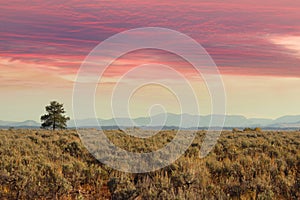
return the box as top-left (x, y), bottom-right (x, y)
top-left (0, 129), bottom-right (299, 199)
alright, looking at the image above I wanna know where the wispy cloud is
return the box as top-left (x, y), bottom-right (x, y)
top-left (1, 0), bottom-right (300, 80)
top-left (270, 36), bottom-right (300, 58)
top-left (1, 0), bottom-right (300, 120)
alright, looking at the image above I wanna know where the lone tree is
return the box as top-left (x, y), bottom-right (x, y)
top-left (41, 101), bottom-right (70, 130)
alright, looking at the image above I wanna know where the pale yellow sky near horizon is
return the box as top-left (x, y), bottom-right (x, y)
top-left (1, 73), bottom-right (300, 122)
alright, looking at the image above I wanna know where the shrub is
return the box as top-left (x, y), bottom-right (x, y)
top-left (243, 127), bottom-right (253, 132)
top-left (0, 129), bottom-right (299, 199)
top-left (232, 128), bottom-right (240, 133)
top-left (254, 127), bottom-right (262, 132)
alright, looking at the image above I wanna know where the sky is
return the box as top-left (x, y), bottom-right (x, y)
top-left (1, 0), bottom-right (300, 121)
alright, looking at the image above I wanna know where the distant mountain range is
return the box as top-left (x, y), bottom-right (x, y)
top-left (0, 120), bottom-right (40, 128)
top-left (1, 114), bottom-right (299, 129)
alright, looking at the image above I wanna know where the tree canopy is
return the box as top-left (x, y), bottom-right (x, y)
top-left (40, 101), bottom-right (70, 130)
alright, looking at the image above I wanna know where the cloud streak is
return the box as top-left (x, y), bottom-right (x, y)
top-left (1, 0), bottom-right (300, 120)
top-left (1, 0), bottom-right (300, 85)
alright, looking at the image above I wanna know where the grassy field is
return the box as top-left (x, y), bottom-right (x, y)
top-left (0, 129), bottom-right (299, 199)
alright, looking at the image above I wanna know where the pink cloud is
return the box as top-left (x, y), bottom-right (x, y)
top-left (1, 0), bottom-right (300, 81)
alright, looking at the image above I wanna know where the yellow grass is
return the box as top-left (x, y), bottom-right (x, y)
top-left (0, 129), bottom-right (299, 199)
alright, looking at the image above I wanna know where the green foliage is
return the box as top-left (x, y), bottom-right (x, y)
top-left (40, 101), bottom-right (70, 130)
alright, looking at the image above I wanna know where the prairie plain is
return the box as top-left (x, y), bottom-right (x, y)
top-left (0, 129), bottom-right (299, 199)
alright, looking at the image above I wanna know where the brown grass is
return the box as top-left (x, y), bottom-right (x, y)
top-left (0, 129), bottom-right (299, 199)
